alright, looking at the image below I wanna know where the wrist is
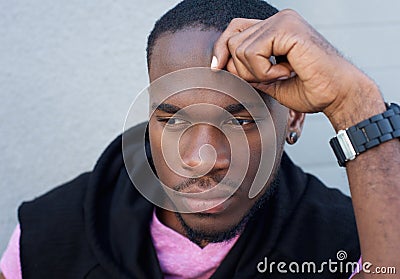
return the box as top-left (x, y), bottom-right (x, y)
top-left (324, 71), bottom-right (385, 131)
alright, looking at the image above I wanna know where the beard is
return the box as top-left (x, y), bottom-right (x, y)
top-left (174, 172), bottom-right (280, 246)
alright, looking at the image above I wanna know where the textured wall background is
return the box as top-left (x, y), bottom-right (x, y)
top-left (1, 0), bottom-right (399, 256)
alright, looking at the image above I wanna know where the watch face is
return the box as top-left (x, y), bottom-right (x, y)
top-left (337, 130), bottom-right (357, 161)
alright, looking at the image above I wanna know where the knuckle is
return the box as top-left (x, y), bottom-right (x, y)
top-left (278, 9), bottom-right (302, 24)
top-left (227, 36), bottom-right (236, 50)
top-left (243, 47), bottom-right (254, 60)
top-left (279, 9), bottom-right (298, 17)
top-left (230, 17), bottom-right (244, 26)
top-left (235, 45), bottom-right (246, 58)
top-left (244, 45), bottom-right (258, 59)
top-left (254, 64), bottom-right (271, 81)
top-left (241, 71), bottom-right (257, 82)
top-left (255, 71), bottom-right (269, 82)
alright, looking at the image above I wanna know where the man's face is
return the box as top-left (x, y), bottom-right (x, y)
top-left (148, 28), bottom-right (290, 243)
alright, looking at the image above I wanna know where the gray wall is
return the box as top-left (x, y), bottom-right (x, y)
top-left (1, 0), bottom-right (399, 256)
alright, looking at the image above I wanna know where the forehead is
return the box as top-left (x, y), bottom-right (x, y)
top-left (149, 28), bottom-right (221, 81)
top-left (147, 28), bottom-right (281, 113)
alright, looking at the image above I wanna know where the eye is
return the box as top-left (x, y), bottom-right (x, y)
top-left (157, 117), bottom-right (190, 127)
top-left (225, 118), bottom-right (255, 126)
top-left (166, 118), bottom-right (188, 125)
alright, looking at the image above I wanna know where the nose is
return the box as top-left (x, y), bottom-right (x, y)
top-left (180, 124), bottom-right (230, 172)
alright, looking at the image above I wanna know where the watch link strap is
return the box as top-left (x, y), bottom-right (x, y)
top-left (330, 103), bottom-right (400, 167)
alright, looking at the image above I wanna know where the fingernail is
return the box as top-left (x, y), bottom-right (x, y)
top-left (269, 56), bottom-right (277, 65)
top-left (277, 76), bottom-right (289, 81)
top-left (211, 56), bottom-right (218, 69)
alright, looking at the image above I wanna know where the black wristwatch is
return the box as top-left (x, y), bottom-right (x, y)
top-left (330, 102), bottom-right (400, 167)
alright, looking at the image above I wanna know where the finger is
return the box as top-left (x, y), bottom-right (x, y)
top-left (227, 56), bottom-right (292, 83)
top-left (226, 58), bottom-right (239, 76)
top-left (227, 34), bottom-right (260, 81)
top-left (234, 47), bottom-right (293, 82)
top-left (231, 20), bottom-right (293, 81)
top-left (249, 58), bottom-right (292, 81)
top-left (212, 18), bottom-right (261, 69)
top-left (232, 21), bottom-right (275, 78)
top-left (252, 78), bottom-right (310, 113)
top-left (232, 27), bottom-right (267, 79)
top-left (226, 56), bottom-right (259, 82)
top-left (230, 55), bottom-right (258, 81)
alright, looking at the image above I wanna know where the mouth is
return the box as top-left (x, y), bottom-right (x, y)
top-left (182, 196), bottom-right (234, 214)
top-left (179, 186), bottom-right (235, 213)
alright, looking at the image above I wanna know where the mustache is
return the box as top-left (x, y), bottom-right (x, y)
top-left (174, 174), bottom-right (240, 192)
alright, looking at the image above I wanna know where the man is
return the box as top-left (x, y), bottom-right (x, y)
top-left (1, 0), bottom-right (399, 278)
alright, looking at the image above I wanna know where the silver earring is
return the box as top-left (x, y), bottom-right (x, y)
top-left (286, 131), bottom-right (298, 145)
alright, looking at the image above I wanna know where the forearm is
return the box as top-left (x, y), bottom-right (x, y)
top-left (329, 76), bottom-right (400, 277)
top-left (349, 140), bottom-right (400, 277)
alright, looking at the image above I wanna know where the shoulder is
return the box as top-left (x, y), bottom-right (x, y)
top-left (288, 172), bottom-right (359, 253)
top-left (275, 160), bottom-right (360, 267)
top-left (18, 172), bottom-right (91, 220)
top-left (17, 172), bottom-right (93, 247)
top-left (301, 173), bottom-right (355, 223)
top-left (278, 154), bottom-right (359, 255)
top-left (17, 172), bottom-right (99, 277)
top-left (17, 172), bottom-right (93, 257)
top-left (281, 153), bottom-right (355, 221)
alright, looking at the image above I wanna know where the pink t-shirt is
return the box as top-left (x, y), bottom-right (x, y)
top-left (150, 211), bottom-right (239, 278)
top-left (0, 225), bottom-right (22, 279)
top-left (1, 219), bottom-right (361, 278)
top-left (0, 214), bottom-right (239, 279)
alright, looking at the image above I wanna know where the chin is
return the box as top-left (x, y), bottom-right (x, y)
top-left (177, 206), bottom-right (249, 241)
top-left (179, 215), bottom-right (244, 244)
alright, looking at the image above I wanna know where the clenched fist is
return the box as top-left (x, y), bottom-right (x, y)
top-left (211, 9), bottom-right (385, 131)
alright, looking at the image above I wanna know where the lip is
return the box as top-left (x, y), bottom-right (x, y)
top-left (182, 195), bottom-right (234, 214)
top-left (179, 184), bottom-right (235, 197)
top-left (173, 183), bottom-right (238, 213)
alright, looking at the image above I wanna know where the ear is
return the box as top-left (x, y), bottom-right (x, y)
top-left (286, 109), bottom-right (305, 144)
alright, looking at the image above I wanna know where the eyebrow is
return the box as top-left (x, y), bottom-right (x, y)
top-left (152, 103), bottom-right (181, 114)
top-left (224, 103), bottom-right (246, 114)
top-left (152, 102), bottom-right (260, 114)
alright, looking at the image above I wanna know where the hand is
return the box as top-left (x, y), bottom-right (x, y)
top-left (212, 9), bottom-right (384, 130)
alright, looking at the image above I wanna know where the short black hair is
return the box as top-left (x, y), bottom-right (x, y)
top-left (146, 0), bottom-right (279, 68)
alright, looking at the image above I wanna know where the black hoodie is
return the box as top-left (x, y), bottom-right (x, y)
top-left (19, 122), bottom-right (360, 278)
